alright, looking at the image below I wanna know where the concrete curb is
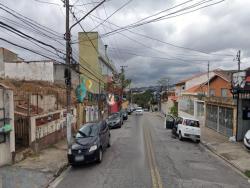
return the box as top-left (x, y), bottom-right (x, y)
top-left (46, 162), bottom-right (69, 188)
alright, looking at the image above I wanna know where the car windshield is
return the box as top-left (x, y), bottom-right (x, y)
top-left (108, 113), bottom-right (120, 119)
top-left (76, 123), bottom-right (99, 138)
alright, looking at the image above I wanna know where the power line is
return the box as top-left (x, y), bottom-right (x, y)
top-left (0, 21), bottom-right (66, 56)
top-left (73, 8), bottom-right (233, 58)
top-left (0, 3), bottom-right (64, 38)
top-left (101, 0), bottom-right (225, 37)
top-left (90, 0), bottom-right (133, 31)
top-left (0, 37), bottom-right (64, 62)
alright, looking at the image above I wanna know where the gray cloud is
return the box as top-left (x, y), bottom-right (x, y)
top-left (1, 0), bottom-right (250, 87)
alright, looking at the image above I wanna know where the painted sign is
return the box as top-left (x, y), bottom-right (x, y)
top-left (86, 79), bottom-right (93, 91)
top-left (107, 93), bottom-right (115, 106)
top-left (232, 70), bottom-right (250, 91)
top-left (76, 78), bottom-right (87, 103)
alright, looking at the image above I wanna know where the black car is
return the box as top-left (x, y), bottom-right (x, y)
top-left (121, 109), bottom-right (128, 120)
top-left (68, 121), bottom-right (110, 166)
top-left (127, 108), bottom-right (132, 115)
top-left (106, 113), bottom-right (123, 128)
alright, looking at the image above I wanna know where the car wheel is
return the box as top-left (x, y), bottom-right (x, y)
top-left (97, 148), bottom-right (103, 163)
top-left (178, 132), bottom-right (183, 141)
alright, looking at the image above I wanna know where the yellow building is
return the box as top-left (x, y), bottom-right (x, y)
top-left (78, 32), bottom-right (115, 93)
top-left (77, 32), bottom-right (116, 127)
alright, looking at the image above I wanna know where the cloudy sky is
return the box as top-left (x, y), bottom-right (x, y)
top-left (1, 0), bottom-right (250, 87)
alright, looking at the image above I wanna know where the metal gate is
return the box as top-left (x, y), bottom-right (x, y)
top-left (218, 107), bottom-right (233, 136)
top-left (14, 116), bottom-right (29, 149)
top-left (206, 104), bottom-right (233, 137)
top-left (206, 104), bottom-right (218, 131)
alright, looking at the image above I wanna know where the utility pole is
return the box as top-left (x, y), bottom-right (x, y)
top-left (64, 0), bottom-right (106, 152)
top-left (207, 61), bottom-right (210, 97)
top-left (236, 50), bottom-right (241, 141)
top-left (65, 0), bottom-right (72, 151)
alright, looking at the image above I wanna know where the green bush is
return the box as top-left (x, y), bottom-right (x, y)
top-left (170, 105), bottom-right (178, 117)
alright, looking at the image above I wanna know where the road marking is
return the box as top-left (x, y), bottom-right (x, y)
top-left (143, 124), bottom-right (163, 188)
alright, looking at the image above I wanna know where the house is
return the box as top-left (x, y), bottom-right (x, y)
top-left (176, 69), bottom-right (245, 139)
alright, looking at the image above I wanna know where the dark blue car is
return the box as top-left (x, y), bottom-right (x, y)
top-left (68, 121), bottom-right (111, 166)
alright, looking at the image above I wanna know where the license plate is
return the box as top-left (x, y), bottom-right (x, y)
top-left (75, 155), bottom-right (84, 162)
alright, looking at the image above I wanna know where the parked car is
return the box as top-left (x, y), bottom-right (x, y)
top-left (135, 107), bottom-right (144, 115)
top-left (244, 130), bottom-right (250, 150)
top-left (68, 121), bottom-right (110, 166)
top-left (127, 108), bottom-right (133, 115)
top-left (144, 108), bottom-right (149, 112)
top-left (173, 116), bottom-right (201, 143)
top-left (106, 112), bottom-right (123, 128)
top-left (121, 109), bottom-right (128, 120)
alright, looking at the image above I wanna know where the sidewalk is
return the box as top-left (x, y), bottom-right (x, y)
top-left (157, 111), bottom-right (250, 178)
top-left (0, 139), bottom-right (68, 188)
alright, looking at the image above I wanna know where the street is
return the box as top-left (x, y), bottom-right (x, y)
top-left (55, 113), bottom-right (250, 188)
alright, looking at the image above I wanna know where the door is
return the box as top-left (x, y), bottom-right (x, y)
top-left (166, 115), bottom-right (175, 129)
top-left (176, 117), bottom-right (184, 134)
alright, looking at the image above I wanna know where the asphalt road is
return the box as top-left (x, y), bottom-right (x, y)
top-left (54, 112), bottom-right (250, 188)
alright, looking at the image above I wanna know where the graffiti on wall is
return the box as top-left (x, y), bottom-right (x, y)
top-left (35, 110), bottom-right (74, 139)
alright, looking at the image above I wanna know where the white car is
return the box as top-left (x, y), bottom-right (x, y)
top-left (244, 130), bottom-right (250, 150)
top-left (135, 107), bottom-right (143, 115)
top-left (176, 117), bottom-right (200, 143)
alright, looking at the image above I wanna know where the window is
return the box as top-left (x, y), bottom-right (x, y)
top-left (221, 88), bottom-right (228, 97)
top-left (210, 89), bottom-right (215, 96)
top-left (176, 117), bottom-right (183, 124)
top-left (185, 119), bottom-right (200, 127)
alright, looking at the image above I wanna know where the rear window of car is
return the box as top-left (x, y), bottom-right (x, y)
top-left (184, 119), bottom-right (200, 127)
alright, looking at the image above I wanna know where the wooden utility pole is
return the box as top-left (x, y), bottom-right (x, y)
top-left (207, 61), bottom-right (210, 97)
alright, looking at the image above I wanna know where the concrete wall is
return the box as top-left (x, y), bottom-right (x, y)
top-left (53, 64), bottom-right (79, 87)
top-left (30, 94), bottom-right (58, 112)
top-left (0, 49), bottom-right (4, 78)
top-left (0, 88), bottom-right (15, 166)
top-left (5, 61), bottom-right (54, 82)
top-left (30, 108), bottom-right (76, 150)
top-left (161, 100), bottom-right (174, 115)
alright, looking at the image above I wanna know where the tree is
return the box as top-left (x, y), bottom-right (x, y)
top-left (132, 90), bottom-right (152, 108)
